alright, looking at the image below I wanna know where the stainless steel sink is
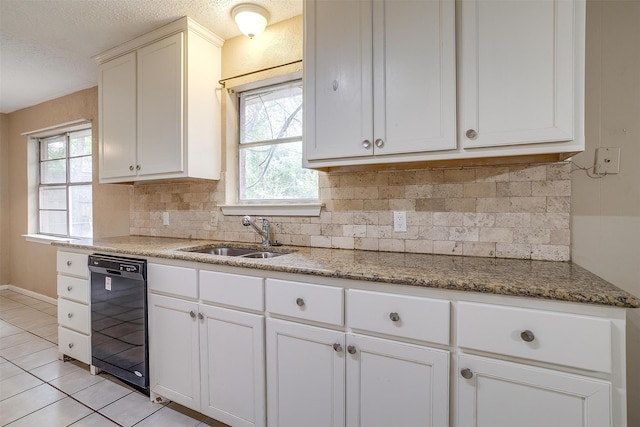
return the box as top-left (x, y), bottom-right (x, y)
top-left (182, 245), bottom-right (292, 258)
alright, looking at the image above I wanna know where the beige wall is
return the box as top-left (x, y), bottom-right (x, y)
top-left (0, 113), bottom-right (9, 285)
top-left (572, 1), bottom-right (640, 424)
top-left (5, 87), bottom-right (130, 298)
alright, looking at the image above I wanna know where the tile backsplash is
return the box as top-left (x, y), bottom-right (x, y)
top-left (130, 162), bottom-right (571, 261)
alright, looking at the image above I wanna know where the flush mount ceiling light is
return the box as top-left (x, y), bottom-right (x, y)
top-left (232, 3), bottom-right (270, 38)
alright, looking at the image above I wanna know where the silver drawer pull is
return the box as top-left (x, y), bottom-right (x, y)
top-left (67, 313), bottom-right (73, 319)
top-left (362, 140), bottom-right (372, 149)
top-left (129, 165), bottom-right (134, 171)
top-left (461, 368), bottom-right (473, 379)
top-left (465, 129), bottom-right (477, 139)
top-left (68, 343), bottom-right (74, 349)
top-left (67, 286), bottom-right (73, 292)
top-left (296, 298), bottom-right (305, 307)
top-left (197, 312), bottom-right (204, 320)
top-left (189, 311), bottom-right (196, 318)
top-left (374, 138), bottom-right (384, 148)
top-left (389, 312), bottom-right (400, 322)
top-left (333, 343), bottom-right (343, 353)
top-left (66, 260), bottom-right (72, 266)
top-left (521, 330), bottom-right (535, 342)
top-left (347, 345), bottom-right (357, 355)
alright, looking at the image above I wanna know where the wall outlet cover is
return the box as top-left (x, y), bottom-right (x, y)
top-left (393, 211), bottom-right (407, 232)
top-left (594, 147), bottom-right (621, 175)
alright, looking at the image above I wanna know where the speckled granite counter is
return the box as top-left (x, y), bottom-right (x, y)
top-left (55, 235), bottom-right (639, 308)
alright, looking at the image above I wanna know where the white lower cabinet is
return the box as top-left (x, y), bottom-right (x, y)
top-left (457, 355), bottom-right (612, 427)
top-left (346, 334), bottom-right (449, 427)
top-left (266, 319), bottom-right (345, 427)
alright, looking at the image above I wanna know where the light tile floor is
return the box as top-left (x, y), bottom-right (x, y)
top-left (0, 289), bottom-right (228, 427)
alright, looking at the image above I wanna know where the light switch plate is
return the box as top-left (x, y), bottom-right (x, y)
top-left (393, 211), bottom-right (407, 232)
top-left (594, 147), bottom-right (621, 175)
top-left (162, 211), bottom-right (170, 226)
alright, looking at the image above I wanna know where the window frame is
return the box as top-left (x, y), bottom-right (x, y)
top-left (37, 128), bottom-right (93, 239)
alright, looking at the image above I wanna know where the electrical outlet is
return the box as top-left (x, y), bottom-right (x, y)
top-left (162, 211), bottom-right (170, 226)
top-left (210, 211), bottom-right (219, 227)
top-left (594, 147), bottom-right (621, 175)
top-left (393, 211), bottom-right (407, 232)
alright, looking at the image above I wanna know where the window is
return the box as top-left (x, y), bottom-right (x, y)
top-left (238, 80), bottom-right (318, 203)
top-left (38, 129), bottom-right (92, 238)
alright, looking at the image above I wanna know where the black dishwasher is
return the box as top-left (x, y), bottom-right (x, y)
top-left (89, 254), bottom-right (148, 394)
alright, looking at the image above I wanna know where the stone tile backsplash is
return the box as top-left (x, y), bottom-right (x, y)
top-left (130, 162), bottom-right (571, 261)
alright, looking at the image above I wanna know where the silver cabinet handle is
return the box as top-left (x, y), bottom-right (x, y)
top-left (347, 345), bottom-right (357, 355)
top-left (189, 311), bottom-right (196, 318)
top-left (333, 343), bottom-right (343, 353)
top-left (296, 298), bottom-right (305, 307)
top-left (461, 368), bottom-right (473, 379)
top-left (67, 286), bottom-right (73, 292)
top-left (465, 129), bottom-right (477, 139)
top-left (136, 165), bottom-right (141, 171)
top-left (389, 312), bottom-right (400, 322)
top-left (362, 140), bottom-right (372, 149)
top-left (521, 330), bottom-right (535, 342)
top-left (67, 312), bottom-right (73, 318)
top-left (66, 260), bottom-right (72, 266)
top-left (374, 138), bottom-right (384, 148)
top-left (197, 312), bottom-right (204, 320)
top-left (68, 343), bottom-right (74, 349)
top-left (129, 165), bottom-right (134, 171)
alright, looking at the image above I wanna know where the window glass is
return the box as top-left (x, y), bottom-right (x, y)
top-left (238, 80), bottom-right (318, 202)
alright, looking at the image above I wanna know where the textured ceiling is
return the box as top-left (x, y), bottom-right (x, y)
top-left (0, 0), bottom-right (302, 114)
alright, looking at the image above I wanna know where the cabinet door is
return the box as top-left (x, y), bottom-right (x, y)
top-left (373, 0), bottom-right (456, 155)
top-left (304, 0), bottom-right (373, 160)
top-left (199, 305), bottom-right (265, 427)
top-left (346, 334), bottom-right (449, 427)
top-left (457, 355), bottom-right (612, 427)
top-left (460, 0), bottom-right (577, 148)
top-left (137, 33), bottom-right (184, 177)
top-left (266, 319), bottom-right (345, 427)
top-left (148, 293), bottom-right (200, 409)
top-left (98, 51), bottom-right (137, 181)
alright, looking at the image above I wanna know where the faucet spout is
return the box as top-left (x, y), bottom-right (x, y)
top-left (242, 215), bottom-right (271, 247)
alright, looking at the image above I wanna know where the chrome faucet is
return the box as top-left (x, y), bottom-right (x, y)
top-left (242, 215), bottom-right (270, 247)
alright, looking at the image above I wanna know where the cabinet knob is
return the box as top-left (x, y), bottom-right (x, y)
top-left (197, 312), bottom-right (204, 320)
top-left (520, 330), bottom-right (535, 342)
top-left (296, 298), bottom-right (305, 307)
top-left (136, 165), bottom-right (141, 171)
top-left (68, 343), bottom-right (74, 349)
top-left (129, 165), bottom-right (134, 171)
top-left (465, 129), bottom-right (478, 139)
top-left (333, 343), bottom-right (343, 353)
top-left (389, 312), bottom-right (400, 322)
top-left (347, 345), bottom-right (357, 355)
top-left (332, 80), bottom-right (339, 91)
top-left (461, 368), bottom-right (473, 379)
top-left (67, 286), bottom-right (73, 292)
top-left (374, 138), bottom-right (384, 148)
top-left (362, 140), bottom-right (372, 149)
top-left (189, 311), bottom-right (196, 318)
top-left (67, 312), bottom-right (73, 319)
top-left (66, 260), bottom-right (72, 266)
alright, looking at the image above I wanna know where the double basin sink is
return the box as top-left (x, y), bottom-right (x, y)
top-left (182, 245), bottom-right (292, 259)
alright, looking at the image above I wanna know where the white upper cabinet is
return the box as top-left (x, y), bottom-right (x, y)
top-left (95, 17), bottom-right (223, 183)
top-left (304, 0), bottom-right (456, 166)
top-left (459, 0), bottom-right (580, 149)
top-left (304, 0), bottom-right (585, 169)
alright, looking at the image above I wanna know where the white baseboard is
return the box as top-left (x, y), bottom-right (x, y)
top-left (0, 284), bottom-right (57, 305)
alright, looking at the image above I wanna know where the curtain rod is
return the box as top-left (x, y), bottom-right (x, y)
top-left (218, 60), bottom-right (302, 87)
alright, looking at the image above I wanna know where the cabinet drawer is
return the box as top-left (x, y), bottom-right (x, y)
top-left (200, 270), bottom-right (264, 311)
top-left (148, 263), bottom-right (197, 299)
top-left (266, 279), bottom-right (344, 326)
top-left (457, 302), bottom-right (612, 373)
top-left (57, 251), bottom-right (89, 278)
top-left (57, 275), bottom-right (89, 304)
top-left (58, 327), bottom-right (91, 365)
top-left (58, 299), bottom-right (90, 334)
top-left (347, 290), bottom-right (450, 345)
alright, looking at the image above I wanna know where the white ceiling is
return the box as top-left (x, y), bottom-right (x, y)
top-left (0, 0), bottom-right (302, 114)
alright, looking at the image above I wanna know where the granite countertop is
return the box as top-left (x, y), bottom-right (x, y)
top-left (55, 235), bottom-right (640, 308)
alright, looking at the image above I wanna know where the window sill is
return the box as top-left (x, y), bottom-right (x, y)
top-left (23, 234), bottom-right (76, 245)
top-left (220, 203), bottom-right (323, 217)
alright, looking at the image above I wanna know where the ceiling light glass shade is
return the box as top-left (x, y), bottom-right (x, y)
top-left (232, 4), bottom-right (270, 38)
